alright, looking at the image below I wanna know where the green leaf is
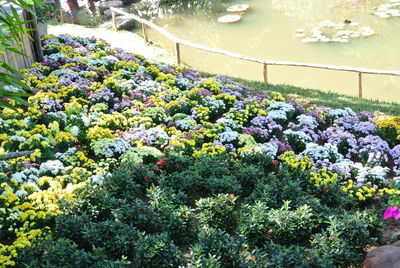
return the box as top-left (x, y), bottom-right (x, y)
top-left (0, 99), bottom-right (17, 110)
top-left (0, 89), bottom-right (31, 97)
top-left (0, 61), bottom-right (24, 77)
top-left (7, 96), bottom-right (32, 107)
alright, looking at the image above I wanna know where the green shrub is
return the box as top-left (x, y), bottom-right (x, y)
top-left (19, 238), bottom-right (129, 267)
top-left (240, 201), bottom-right (318, 247)
top-left (186, 228), bottom-right (245, 268)
top-left (195, 194), bottom-right (238, 233)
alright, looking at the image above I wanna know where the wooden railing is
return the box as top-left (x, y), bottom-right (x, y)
top-left (110, 7), bottom-right (400, 98)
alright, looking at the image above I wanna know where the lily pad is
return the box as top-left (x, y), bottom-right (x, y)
top-left (296, 20), bottom-right (374, 44)
top-left (227, 4), bottom-right (250, 13)
top-left (218, 14), bottom-right (242, 24)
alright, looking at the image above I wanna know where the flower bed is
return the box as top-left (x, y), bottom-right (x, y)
top-left (1, 34), bottom-right (400, 266)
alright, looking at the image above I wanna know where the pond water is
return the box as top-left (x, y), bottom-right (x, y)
top-left (140, 0), bottom-right (400, 103)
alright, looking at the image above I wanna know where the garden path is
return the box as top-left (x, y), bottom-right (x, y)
top-left (48, 23), bottom-right (175, 65)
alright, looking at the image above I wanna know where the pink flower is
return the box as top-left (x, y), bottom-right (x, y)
top-left (383, 206), bottom-right (400, 220)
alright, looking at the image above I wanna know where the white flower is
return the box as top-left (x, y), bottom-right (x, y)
top-left (81, 114), bottom-right (91, 127)
top-left (39, 160), bottom-right (64, 175)
top-left (11, 172), bottom-right (25, 183)
top-left (70, 126), bottom-right (80, 136)
top-left (15, 190), bottom-right (28, 197)
top-left (9, 136), bottom-right (27, 143)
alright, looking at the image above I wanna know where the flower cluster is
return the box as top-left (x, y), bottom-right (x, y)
top-left (1, 34), bottom-right (400, 265)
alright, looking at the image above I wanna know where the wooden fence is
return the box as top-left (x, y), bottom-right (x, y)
top-left (110, 7), bottom-right (400, 98)
top-left (0, 3), bottom-right (42, 74)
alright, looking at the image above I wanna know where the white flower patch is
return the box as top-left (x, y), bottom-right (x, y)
top-left (11, 167), bottom-right (40, 184)
top-left (55, 147), bottom-right (77, 160)
top-left (39, 160), bottom-right (65, 175)
top-left (147, 127), bottom-right (170, 147)
top-left (137, 80), bottom-right (163, 95)
top-left (69, 126), bottom-right (80, 136)
top-left (81, 114), bottom-right (91, 127)
top-left (91, 172), bottom-right (112, 185)
top-left (9, 136), bottom-right (27, 143)
top-left (268, 110), bottom-right (288, 121)
top-left (327, 107), bottom-right (356, 120)
top-left (15, 190), bottom-right (28, 197)
top-left (296, 114), bottom-right (318, 130)
top-left (216, 118), bottom-right (242, 130)
top-left (218, 129), bottom-right (239, 144)
top-left (301, 143), bottom-right (343, 163)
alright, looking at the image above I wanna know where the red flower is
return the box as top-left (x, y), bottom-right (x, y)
top-left (144, 176), bottom-right (149, 181)
top-left (156, 160), bottom-right (169, 166)
top-left (329, 236), bottom-right (336, 239)
top-left (273, 160), bottom-right (279, 165)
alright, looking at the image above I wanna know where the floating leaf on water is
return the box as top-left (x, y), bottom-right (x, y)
top-left (226, 4), bottom-right (250, 13)
top-left (387, 9), bottom-right (400, 15)
top-left (296, 20), bottom-right (374, 44)
top-left (375, 1), bottom-right (400, 18)
top-left (301, 37), bottom-right (319, 43)
top-left (379, 13), bottom-right (391, 18)
top-left (218, 14), bottom-right (241, 24)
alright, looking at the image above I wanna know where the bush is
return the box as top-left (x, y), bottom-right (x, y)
top-left (240, 201), bottom-right (318, 247)
top-left (196, 194), bottom-right (238, 234)
top-left (19, 238), bottom-right (129, 267)
top-left (186, 228), bottom-right (245, 268)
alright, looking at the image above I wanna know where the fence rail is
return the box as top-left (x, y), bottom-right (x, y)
top-left (110, 7), bottom-right (400, 98)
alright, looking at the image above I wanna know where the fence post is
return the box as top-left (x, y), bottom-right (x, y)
top-left (59, 5), bottom-right (64, 23)
top-left (175, 42), bottom-right (181, 65)
top-left (111, 9), bottom-right (117, 31)
top-left (358, 72), bottom-right (363, 98)
top-left (142, 23), bottom-right (149, 43)
top-left (263, 63), bottom-right (268, 83)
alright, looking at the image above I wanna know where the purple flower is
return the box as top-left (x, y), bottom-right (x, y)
top-left (334, 116), bottom-right (360, 130)
top-left (305, 109), bottom-right (326, 125)
top-left (89, 87), bottom-right (115, 104)
top-left (391, 145), bottom-right (400, 169)
top-left (358, 111), bottom-right (375, 122)
top-left (322, 127), bottom-right (358, 158)
top-left (215, 74), bottom-right (235, 84)
top-left (242, 127), bottom-right (270, 142)
top-left (383, 206), bottom-right (400, 220)
top-left (353, 122), bottom-right (377, 136)
top-left (358, 135), bottom-right (390, 165)
top-left (250, 116), bottom-right (282, 136)
top-left (269, 138), bottom-right (293, 153)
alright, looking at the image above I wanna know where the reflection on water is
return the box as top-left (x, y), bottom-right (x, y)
top-left (142, 0), bottom-right (400, 103)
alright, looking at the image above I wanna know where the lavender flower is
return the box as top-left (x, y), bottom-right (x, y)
top-left (391, 145), bottom-right (400, 169)
top-left (322, 127), bottom-right (358, 158)
top-left (358, 135), bottom-right (390, 166)
top-left (353, 122), bottom-right (377, 136)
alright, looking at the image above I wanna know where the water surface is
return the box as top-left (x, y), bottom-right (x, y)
top-left (142, 0), bottom-right (400, 102)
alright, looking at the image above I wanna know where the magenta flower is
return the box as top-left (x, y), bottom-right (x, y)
top-left (383, 206), bottom-right (400, 220)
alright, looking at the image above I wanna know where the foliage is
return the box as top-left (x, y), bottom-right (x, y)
top-left (0, 0), bottom-right (38, 109)
top-left (0, 34), bottom-right (399, 266)
top-left (34, 0), bottom-right (59, 23)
